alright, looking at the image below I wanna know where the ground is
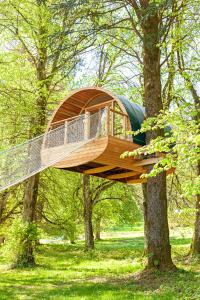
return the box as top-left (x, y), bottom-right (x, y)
top-left (0, 225), bottom-right (200, 300)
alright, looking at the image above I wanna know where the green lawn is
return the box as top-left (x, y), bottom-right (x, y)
top-left (0, 229), bottom-right (200, 300)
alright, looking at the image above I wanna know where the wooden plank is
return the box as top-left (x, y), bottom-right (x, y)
top-left (68, 102), bottom-right (83, 109)
top-left (51, 115), bottom-right (81, 127)
top-left (107, 170), bottom-right (140, 180)
top-left (110, 108), bottom-right (128, 117)
top-left (94, 155), bottom-right (145, 173)
top-left (85, 100), bottom-right (114, 112)
top-left (53, 137), bottom-right (108, 168)
top-left (127, 167), bottom-right (175, 184)
top-left (127, 178), bottom-right (147, 184)
top-left (84, 165), bottom-right (116, 175)
top-left (111, 101), bottom-right (115, 136)
top-left (93, 136), bottom-right (145, 173)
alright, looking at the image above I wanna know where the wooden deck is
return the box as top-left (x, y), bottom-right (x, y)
top-left (42, 136), bottom-right (164, 184)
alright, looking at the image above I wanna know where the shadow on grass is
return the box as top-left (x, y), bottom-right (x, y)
top-left (36, 236), bottom-right (145, 270)
top-left (34, 236), bottom-right (193, 272)
top-left (1, 269), bottom-right (198, 300)
top-left (0, 235), bottom-right (198, 299)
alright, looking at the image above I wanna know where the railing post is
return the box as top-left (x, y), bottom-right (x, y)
top-left (64, 121), bottom-right (68, 144)
top-left (84, 111), bottom-right (90, 140)
top-left (98, 109), bottom-right (102, 137)
top-left (123, 115), bottom-right (127, 140)
top-left (105, 105), bottom-right (110, 136)
top-left (111, 101), bottom-right (115, 136)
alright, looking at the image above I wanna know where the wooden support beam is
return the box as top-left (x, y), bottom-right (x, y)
top-left (131, 157), bottom-right (162, 167)
top-left (107, 170), bottom-right (140, 180)
top-left (127, 178), bottom-right (147, 184)
top-left (84, 165), bottom-right (116, 175)
top-left (127, 167), bottom-right (175, 184)
top-left (85, 100), bottom-right (114, 112)
top-left (110, 108), bottom-right (128, 117)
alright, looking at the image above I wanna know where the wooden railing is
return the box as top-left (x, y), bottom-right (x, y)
top-left (50, 101), bottom-right (131, 141)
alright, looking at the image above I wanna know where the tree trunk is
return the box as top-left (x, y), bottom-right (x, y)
top-left (15, 13), bottom-right (49, 266)
top-left (15, 173), bottom-right (39, 267)
top-left (141, 7), bottom-right (175, 270)
top-left (189, 83), bottom-right (200, 255)
top-left (190, 164), bottom-right (200, 255)
top-left (95, 217), bottom-right (101, 240)
top-left (82, 174), bottom-right (94, 250)
top-left (0, 191), bottom-right (9, 222)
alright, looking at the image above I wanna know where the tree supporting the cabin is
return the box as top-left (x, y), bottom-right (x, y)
top-left (143, 173), bottom-right (174, 270)
top-left (140, 3), bottom-right (175, 270)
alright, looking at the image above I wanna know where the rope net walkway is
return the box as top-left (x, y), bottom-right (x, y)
top-left (0, 110), bottom-right (106, 192)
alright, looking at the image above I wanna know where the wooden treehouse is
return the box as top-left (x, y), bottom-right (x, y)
top-left (42, 87), bottom-right (169, 184)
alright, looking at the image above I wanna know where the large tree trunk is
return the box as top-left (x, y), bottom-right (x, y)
top-left (15, 173), bottom-right (39, 267)
top-left (142, 7), bottom-right (175, 270)
top-left (190, 163), bottom-right (200, 255)
top-left (189, 84), bottom-right (200, 255)
top-left (177, 68), bottom-right (200, 255)
top-left (82, 174), bottom-right (94, 250)
top-left (15, 15), bottom-right (48, 266)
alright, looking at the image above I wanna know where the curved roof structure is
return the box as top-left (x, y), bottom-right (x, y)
top-left (118, 96), bottom-right (145, 146)
top-left (48, 87), bottom-right (146, 145)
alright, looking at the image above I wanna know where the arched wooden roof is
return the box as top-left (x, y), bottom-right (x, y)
top-left (48, 87), bottom-right (128, 127)
top-left (47, 86), bottom-right (146, 145)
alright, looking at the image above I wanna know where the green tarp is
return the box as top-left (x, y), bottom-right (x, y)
top-left (118, 96), bottom-right (146, 146)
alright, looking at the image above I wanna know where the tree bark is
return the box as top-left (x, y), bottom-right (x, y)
top-left (190, 163), bottom-right (200, 255)
top-left (141, 6), bottom-right (175, 270)
top-left (82, 174), bottom-right (94, 250)
top-left (95, 217), bottom-right (101, 240)
top-left (15, 173), bottom-right (39, 267)
top-left (0, 191), bottom-right (9, 222)
top-left (188, 82), bottom-right (200, 255)
top-left (176, 60), bottom-right (200, 255)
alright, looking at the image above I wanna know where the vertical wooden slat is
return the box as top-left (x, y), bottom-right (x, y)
top-left (99, 108), bottom-right (102, 137)
top-left (111, 101), bottom-right (115, 136)
top-left (105, 105), bottom-right (110, 136)
top-left (64, 120), bottom-right (68, 144)
top-left (84, 111), bottom-right (90, 140)
top-left (123, 115), bottom-right (127, 140)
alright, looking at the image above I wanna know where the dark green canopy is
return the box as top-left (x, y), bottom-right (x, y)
top-left (118, 96), bottom-right (146, 146)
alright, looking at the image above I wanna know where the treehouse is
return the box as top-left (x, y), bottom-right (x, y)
top-left (42, 87), bottom-right (167, 184)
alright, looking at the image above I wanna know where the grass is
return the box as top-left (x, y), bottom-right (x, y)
top-left (0, 227), bottom-right (200, 299)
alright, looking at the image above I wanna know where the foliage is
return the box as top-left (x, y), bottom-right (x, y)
top-left (122, 103), bottom-right (200, 198)
top-left (2, 218), bottom-right (39, 267)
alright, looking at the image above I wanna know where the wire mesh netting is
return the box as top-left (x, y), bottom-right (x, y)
top-left (0, 109), bottom-right (105, 192)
